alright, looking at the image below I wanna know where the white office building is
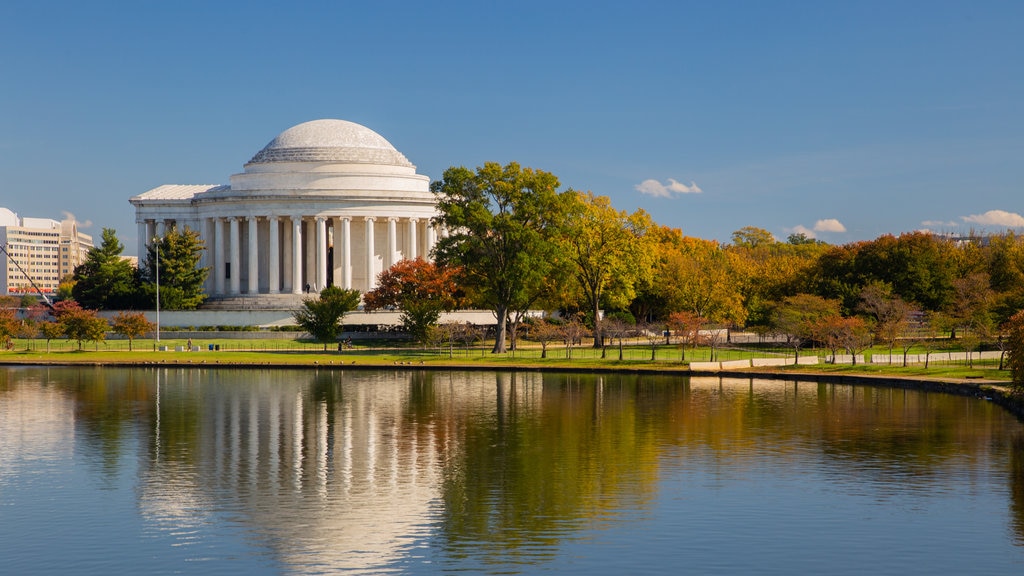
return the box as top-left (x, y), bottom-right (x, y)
top-left (0, 208), bottom-right (92, 297)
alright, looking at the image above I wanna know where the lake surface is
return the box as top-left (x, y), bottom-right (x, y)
top-left (1, 366), bottom-right (1022, 575)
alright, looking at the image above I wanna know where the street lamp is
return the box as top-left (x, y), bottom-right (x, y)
top-left (153, 237), bottom-right (161, 344)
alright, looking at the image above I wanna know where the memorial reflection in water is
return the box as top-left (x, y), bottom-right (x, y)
top-left (0, 367), bottom-right (1022, 575)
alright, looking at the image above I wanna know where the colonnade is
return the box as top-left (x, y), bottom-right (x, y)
top-left (139, 214), bottom-right (443, 296)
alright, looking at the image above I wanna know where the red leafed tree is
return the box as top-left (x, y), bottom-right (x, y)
top-left (364, 258), bottom-right (462, 344)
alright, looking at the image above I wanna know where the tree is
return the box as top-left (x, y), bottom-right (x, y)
top-left (772, 294), bottom-right (841, 361)
top-left (840, 317), bottom-right (873, 364)
top-left (731, 226), bottom-right (775, 249)
top-left (54, 301), bottom-right (108, 350)
top-left (72, 228), bottom-right (139, 309)
top-left (38, 320), bottom-right (64, 353)
top-left (557, 191), bottom-right (653, 348)
top-left (111, 311), bottom-right (154, 351)
top-left (527, 318), bottom-right (563, 359)
top-left (950, 272), bottom-right (995, 366)
top-left (667, 310), bottom-right (706, 361)
top-left (432, 162), bottom-right (565, 353)
top-left (0, 308), bottom-right (16, 350)
top-left (1006, 310), bottom-right (1024, 394)
top-left (857, 281), bottom-right (913, 362)
top-left (363, 258), bottom-right (461, 345)
top-left (662, 237), bottom-right (747, 330)
top-left (141, 226), bottom-right (208, 310)
top-left (292, 286), bottom-right (361, 350)
top-left (559, 314), bottom-right (587, 359)
top-left (603, 316), bottom-right (634, 361)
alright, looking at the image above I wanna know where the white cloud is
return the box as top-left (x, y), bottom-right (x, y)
top-left (786, 224), bottom-right (817, 239)
top-left (634, 178), bottom-right (702, 198)
top-left (60, 210), bottom-right (93, 228)
top-left (813, 218), bottom-right (846, 233)
top-left (961, 209), bottom-right (1024, 228)
top-left (920, 219), bottom-right (957, 228)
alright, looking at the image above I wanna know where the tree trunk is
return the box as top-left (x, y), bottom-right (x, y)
top-left (492, 305), bottom-right (508, 353)
top-left (591, 298), bottom-right (602, 349)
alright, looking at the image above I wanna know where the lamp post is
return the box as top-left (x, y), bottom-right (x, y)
top-left (154, 237), bottom-right (161, 344)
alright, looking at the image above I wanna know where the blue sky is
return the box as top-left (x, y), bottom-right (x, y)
top-left (2, 1), bottom-right (1021, 256)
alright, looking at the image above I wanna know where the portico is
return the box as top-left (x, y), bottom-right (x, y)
top-left (131, 119), bottom-right (441, 297)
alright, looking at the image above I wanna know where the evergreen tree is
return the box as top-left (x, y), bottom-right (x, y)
top-left (141, 226), bottom-right (208, 310)
top-left (71, 228), bottom-right (139, 309)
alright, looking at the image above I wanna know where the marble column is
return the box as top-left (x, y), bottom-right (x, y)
top-left (425, 223), bottom-right (436, 257)
top-left (316, 217), bottom-right (327, 291)
top-left (386, 217), bottom-right (397, 268)
top-left (304, 221), bottom-right (316, 290)
top-left (248, 216), bottom-right (259, 294)
top-left (365, 217), bottom-right (376, 291)
top-left (229, 217), bottom-right (241, 295)
top-left (268, 216), bottom-right (280, 294)
top-left (282, 218), bottom-right (293, 293)
top-left (341, 217), bottom-right (352, 289)
top-left (214, 218), bottom-right (225, 295)
top-left (407, 218), bottom-right (418, 260)
top-left (291, 216), bottom-right (302, 295)
top-left (137, 221), bottom-right (148, 264)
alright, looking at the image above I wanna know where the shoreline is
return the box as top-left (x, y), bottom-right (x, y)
top-left (3, 355), bottom-right (1021, 421)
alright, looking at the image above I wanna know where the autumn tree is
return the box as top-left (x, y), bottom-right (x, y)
top-left (141, 226), bottom-right (208, 310)
top-left (0, 308), bottom-right (16, 350)
top-left (950, 272), bottom-right (995, 366)
top-left (603, 316), bottom-right (634, 361)
top-left (857, 281), bottom-right (913, 362)
top-left (1006, 310), bottom-right (1024, 394)
top-left (432, 162), bottom-right (565, 353)
top-left (111, 311), bottom-right (155, 351)
top-left (38, 320), bottom-right (64, 353)
top-left (292, 286), bottom-right (361, 350)
top-left (527, 318), bottom-right (562, 359)
top-left (72, 228), bottom-right (139, 309)
top-left (559, 314), bottom-right (587, 359)
top-left (54, 301), bottom-right (109, 350)
top-left (772, 294), bottom-right (841, 361)
top-left (557, 191), bottom-right (653, 348)
top-left (663, 237), bottom-right (747, 331)
top-left (363, 258), bottom-right (461, 345)
top-left (667, 310), bottom-right (706, 361)
top-left (837, 316), bottom-right (873, 365)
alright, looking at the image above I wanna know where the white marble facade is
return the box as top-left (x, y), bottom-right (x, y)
top-left (130, 120), bottom-right (442, 296)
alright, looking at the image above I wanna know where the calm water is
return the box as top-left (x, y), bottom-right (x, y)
top-left (1, 366), bottom-right (1022, 575)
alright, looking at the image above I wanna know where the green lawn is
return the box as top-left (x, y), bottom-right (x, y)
top-left (0, 335), bottom-right (1012, 382)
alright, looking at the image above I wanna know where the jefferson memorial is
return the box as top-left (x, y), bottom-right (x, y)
top-left (130, 119), bottom-right (441, 299)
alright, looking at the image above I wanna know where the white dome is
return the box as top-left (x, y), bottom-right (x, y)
top-left (247, 119), bottom-right (413, 167)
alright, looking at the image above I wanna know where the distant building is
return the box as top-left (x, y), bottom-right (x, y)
top-left (0, 207), bottom-right (93, 297)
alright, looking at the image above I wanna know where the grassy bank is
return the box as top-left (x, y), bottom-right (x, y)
top-left (0, 336), bottom-right (1012, 383)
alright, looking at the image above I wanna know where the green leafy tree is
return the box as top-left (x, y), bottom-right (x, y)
top-left (432, 162), bottom-right (565, 353)
top-left (363, 258), bottom-right (461, 345)
top-left (71, 228), bottom-right (139, 309)
top-left (111, 311), bottom-right (155, 351)
top-left (292, 286), bottom-right (361, 350)
top-left (557, 191), bottom-right (654, 348)
top-left (141, 226), bottom-right (208, 310)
